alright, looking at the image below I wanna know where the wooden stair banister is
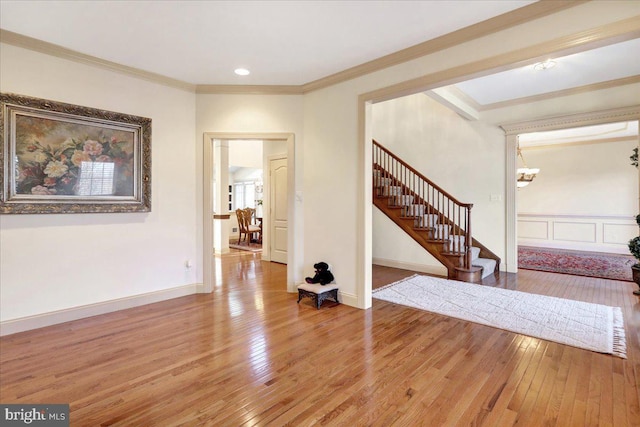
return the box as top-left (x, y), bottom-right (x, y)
top-left (372, 139), bottom-right (500, 282)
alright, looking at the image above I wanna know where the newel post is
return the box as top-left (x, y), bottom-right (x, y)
top-left (466, 205), bottom-right (473, 269)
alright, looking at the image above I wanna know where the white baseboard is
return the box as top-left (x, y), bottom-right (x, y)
top-left (338, 291), bottom-right (358, 307)
top-left (518, 240), bottom-right (630, 255)
top-left (373, 257), bottom-right (447, 277)
top-left (0, 283), bottom-right (201, 336)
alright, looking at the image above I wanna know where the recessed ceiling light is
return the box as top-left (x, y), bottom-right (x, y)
top-left (234, 68), bottom-right (250, 76)
top-left (533, 59), bottom-right (556, 71)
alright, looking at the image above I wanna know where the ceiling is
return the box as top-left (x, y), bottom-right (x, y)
top-left (424, 36), bottom-right (640, 128)
top-left (1, 0), bottom-right (535, 86)
top-left (1, 1), bottom-right (638, 116)
top-left (453, 38), bottom-right (640, 107)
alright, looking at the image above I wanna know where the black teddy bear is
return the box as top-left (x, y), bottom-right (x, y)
top-left (305, 262), bottom-right (334, 285)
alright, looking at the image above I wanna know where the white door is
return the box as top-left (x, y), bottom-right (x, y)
top-left (270, 157), bottom-right (288, 264)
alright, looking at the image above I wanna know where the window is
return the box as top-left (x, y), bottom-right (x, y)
top-left (233, 182), bottom-right (255, 210)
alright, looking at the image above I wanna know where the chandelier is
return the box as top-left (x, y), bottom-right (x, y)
top-left (517, 145), bottom-right (540, 188)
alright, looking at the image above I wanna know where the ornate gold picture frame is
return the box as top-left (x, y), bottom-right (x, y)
top-left (0, 93), bottom-right (151, 214)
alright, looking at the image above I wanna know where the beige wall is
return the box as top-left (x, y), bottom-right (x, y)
top-left (0, 43), bottom-right (197, 324)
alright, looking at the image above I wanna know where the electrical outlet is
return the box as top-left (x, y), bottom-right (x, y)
top-left (232, 227), bottom-right (238, 232)
top-left (185, 260), bottom-right (193, 269)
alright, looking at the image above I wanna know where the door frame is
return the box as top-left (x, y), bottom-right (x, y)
top-left (202, 132), bottom-right (297, 293)
top-left (357, 24), bottom-right (640, 309)
top-left (501, 106), bottom-right (640, 272)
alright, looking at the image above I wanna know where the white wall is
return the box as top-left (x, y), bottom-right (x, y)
top-left (229, 139), bottom-right (263, 169)
top-left (0, 44), bottom-right (197, 326)
top-left (518, 140), bottom-right (638, 216)
top-left (372, 93), bottom-right (505, 272)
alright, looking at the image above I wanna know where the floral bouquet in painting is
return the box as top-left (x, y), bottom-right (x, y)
top-left (14, 115), bottom-right (135, 197)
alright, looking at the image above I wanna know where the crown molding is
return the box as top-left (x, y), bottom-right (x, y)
top-left (521, 135), bottom-right (638, 150)
top-left (1, 1), bottom-right (585, 96)
top-left (0, 29), bottom-right (196, 93)
top-left (500, 105), bottom-right (640, 135)
top-left (200, 1), bottom-right (583, 95)
top-left (301, 0), bottom-right (586, 93)
top-left (196, 84), bottom-right (302, 95)
top-left (3, 2), bottom-right (635, 99)
top-left (471, 75), bottom-right (640, 111)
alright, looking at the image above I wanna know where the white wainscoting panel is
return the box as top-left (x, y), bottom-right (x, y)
top-left (603, 223), bottom-right (638, 245)
top-left (517, 220), bottom-right (548, 240)
top-left (553, 221), bottom-right (597, 243)
top-left (518, 213), bottom-right (636, 254)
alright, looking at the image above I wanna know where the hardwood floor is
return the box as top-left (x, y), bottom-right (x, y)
top-left (1, 251), bottom-right (639, 426)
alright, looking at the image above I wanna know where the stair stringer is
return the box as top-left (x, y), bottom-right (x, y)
top-left (373, 197), bottom-right (482, 281)
top-left (394, 188), bottom-right (500, 277)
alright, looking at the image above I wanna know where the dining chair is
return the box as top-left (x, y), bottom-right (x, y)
top-left (242, 207), bottom-right (262, 243)
top-left (235, 209), bottom-right (247, 244)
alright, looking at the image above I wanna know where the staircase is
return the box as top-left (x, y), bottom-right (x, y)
top-left (373, 140), bottom-right (500, 282)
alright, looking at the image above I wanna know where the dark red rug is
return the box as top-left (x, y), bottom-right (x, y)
top-left (518, 246), bottom-right (635, 282)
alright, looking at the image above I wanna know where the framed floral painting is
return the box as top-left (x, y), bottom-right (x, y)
top-left (0, 93), bottom-right (151, 213)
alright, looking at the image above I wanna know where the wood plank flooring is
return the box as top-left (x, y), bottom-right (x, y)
top-left (1, 251), bottom-right (639, 426)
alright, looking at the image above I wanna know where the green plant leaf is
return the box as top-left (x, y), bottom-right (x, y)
top-left (629, 236), bottom-right (640, 260)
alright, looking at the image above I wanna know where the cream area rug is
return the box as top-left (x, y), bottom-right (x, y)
top-left (373, 275), bottom-right (626, 358)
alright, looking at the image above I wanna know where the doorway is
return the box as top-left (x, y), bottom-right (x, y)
top-left (229, 167), bottom-right (263, 252)
top-left (516, 121), bottom-right (639, 254)
top-left (202, 132), bottom-right (297, 294)
top-left (360, 54), bottom-right (640, 308)
top-left (228, 140), bottom-right (264, 254)
top-left (503, 110), bottom-right (640, 273)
